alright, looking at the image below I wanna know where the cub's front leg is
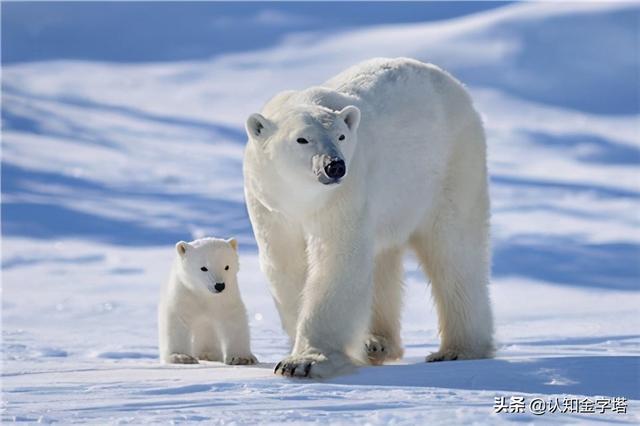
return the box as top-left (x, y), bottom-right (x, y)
top-left (159, 311), bottom-right (198, 364)
top-left (218, 304), bottom-right (257, 366)
top-left (275, 217), bottom-right (374, 378)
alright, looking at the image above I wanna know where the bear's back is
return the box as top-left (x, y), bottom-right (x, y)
top-left (322, 57), bottom-right (455, 102)
top-left (262, 58), bottom-right (470, 123)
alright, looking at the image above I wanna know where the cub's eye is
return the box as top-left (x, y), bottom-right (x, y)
top-left (296, 138), bottom-right (309, 144)
top-left (338, 134), bottom-right (345, 141)
top-left (224, 265), bottom-right (229, 271)
top-left (200, 267), bottom-right (208, 272)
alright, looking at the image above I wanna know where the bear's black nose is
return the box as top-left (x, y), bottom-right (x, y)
top-left (324, 159), bottom-right (346, 179)
top-left (214, 282), bottom-right (225, 292)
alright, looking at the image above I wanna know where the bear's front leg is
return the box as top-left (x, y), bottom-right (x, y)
top-left (246, 193), bottom-right (307, 340)
top-left (275, 219), bottom-right (374, 378)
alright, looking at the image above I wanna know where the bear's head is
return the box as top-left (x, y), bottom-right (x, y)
top-left (174, 237), bottom-right (239, 296)
top-left (245, 104), bottom-right (361, 188)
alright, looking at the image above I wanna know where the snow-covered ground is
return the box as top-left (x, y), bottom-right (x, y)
top-left (2, 2), bottom-right (639, 424)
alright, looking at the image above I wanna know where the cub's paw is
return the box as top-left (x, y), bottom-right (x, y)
top-left (365, 335), bottom-right (403, 365)
top-left (274, 351), bottom-right (354, 379)
top-left (225, 354), bottom-right (258, 365)
top-left (198, 352), bottom-right (222, 362)
top-left (168, 353), bottom-right (199, 364)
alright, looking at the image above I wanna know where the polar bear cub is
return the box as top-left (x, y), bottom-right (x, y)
top-left (158, 237), bottom-right (257, 365)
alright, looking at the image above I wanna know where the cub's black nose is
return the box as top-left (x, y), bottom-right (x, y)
top-left (214, 282), bottom-right (225, 292)
top-left (324, 159), bottom-right (346, 179)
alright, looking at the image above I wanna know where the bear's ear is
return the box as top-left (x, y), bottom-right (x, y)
top-left (176, 241), bottom-right (190, 258)
top-left (245, 113), bottom-right (272, 142)
top-left (338, 105), bottom-right (361, 132)
top-left (227, 238), bottom-right (238, 251)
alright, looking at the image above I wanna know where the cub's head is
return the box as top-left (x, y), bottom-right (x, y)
top-left (174, 237), bottom-right (239, 296)
top-left (245, 104), bottom-right (361, 188)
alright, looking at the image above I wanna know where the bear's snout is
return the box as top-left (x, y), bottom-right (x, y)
top-left (324, 158), bottom-right (346, 180)
top-left (313, 153), bottom-right (346, 185)
top-left (214, 282), bottom-right (225, 292)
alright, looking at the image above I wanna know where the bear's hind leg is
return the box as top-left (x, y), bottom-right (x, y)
top-left (410, 213), bottom-right (494, 362)
top-left (366, 247), bottom-right (405, 365)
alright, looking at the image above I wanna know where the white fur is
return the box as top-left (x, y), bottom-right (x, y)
top-left (158, 237), bottom-right (256, 365)
top-left (243, 58), bottom-right (494, 378)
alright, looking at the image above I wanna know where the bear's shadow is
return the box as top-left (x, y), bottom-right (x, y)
top-left (326, 354), bottom-right (639, 399)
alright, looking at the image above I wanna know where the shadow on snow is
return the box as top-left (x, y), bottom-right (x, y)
top-left (1, 162), bottom-right (252, 247)
top-left (331, 355), bottom-right (640, 399)
top-left (493, 237), bottom-right (640, 291)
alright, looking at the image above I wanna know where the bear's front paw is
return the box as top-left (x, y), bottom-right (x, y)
top-left (425, 346), bottom-right (491, 362)
top-left (225, 354), bottom-right (258, 365)
top-left (168, 353), bottom-right (199, 364)
top-left (365, 335), bottom-right (404, 365)
top-left (426, 349), bottom-right (459, 362)
top-left (274, 351), bottom-right (354, 379)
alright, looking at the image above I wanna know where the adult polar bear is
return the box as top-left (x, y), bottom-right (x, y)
top-left (243, 58), bottom-right (494, 378)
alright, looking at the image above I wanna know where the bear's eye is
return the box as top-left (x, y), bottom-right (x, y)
top-left (200, 267), bottom-right (208, 272)
top-left (225, 265), bottom-right (229, 271)
top-left (296, 138), bottom-right (309, 144)
top-left (339, 134), bottom-right (345, 141)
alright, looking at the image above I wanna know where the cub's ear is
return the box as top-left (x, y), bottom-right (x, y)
top-left (245, 113), bottom-right (273, 142)
top-left (176, 241), bottom-right (190, 258)
top-left (227, 238), bottom-right (238, 251)
top-left (338, 105), bottom-right (361, 132)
